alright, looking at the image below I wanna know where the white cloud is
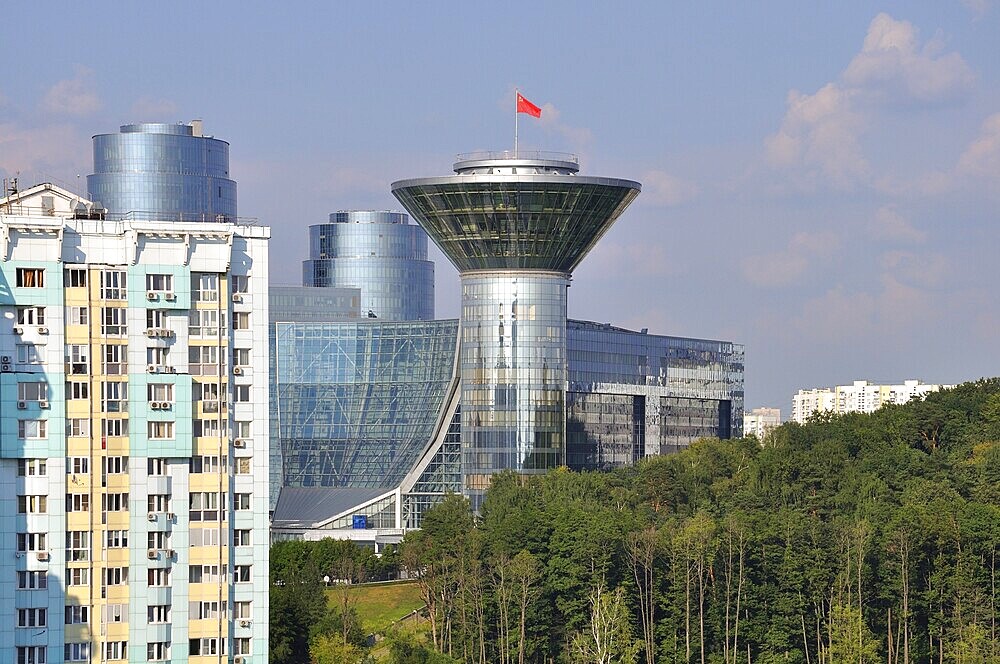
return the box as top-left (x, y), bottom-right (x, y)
top-left (741, 231), bottom-right (840, 288)
top-left (41, 66), bottom-right (101, 116)
top-left (843, 14), bottom-right (974, 104)
top-left (640, 170), bottom-right (698, 206)
top-left (130, 97), bottom-right (178, 119)
top-left (871, 205), bottom-right (927, 243)
top-left (957, 112), bottom-right (1000, 179)
top-left (0, 122), bottom-right (90, 182)
top-left (538, 102), bottom-right (593, 152)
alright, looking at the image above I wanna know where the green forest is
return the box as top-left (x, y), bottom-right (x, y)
top-left (272, 378), bottom-right (1000, 664)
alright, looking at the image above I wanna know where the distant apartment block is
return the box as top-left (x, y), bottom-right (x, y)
top-left (791, 379), bottom-right (953, 423)
top-left (743, 407), bottom-right (781, 438)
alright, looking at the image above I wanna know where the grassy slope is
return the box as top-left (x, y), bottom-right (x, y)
top-left (328, 580), bottom-right (426, 634)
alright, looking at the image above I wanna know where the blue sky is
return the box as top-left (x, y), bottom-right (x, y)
top-left (2, 1), bottom-right (998, 412)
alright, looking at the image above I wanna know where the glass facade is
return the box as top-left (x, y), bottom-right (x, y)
top-left (272, 319), bottom-right (458, 493)
top-left (87, 122), bottom-right (237, 221)
top-left (302, 211), bottom-right (434, 321)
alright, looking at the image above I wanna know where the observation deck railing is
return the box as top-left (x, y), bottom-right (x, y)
top-left (456, 150), bottom-right (579, 164)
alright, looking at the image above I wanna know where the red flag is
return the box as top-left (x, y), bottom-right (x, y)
top-left (516, 92), bottom-right (542, 118)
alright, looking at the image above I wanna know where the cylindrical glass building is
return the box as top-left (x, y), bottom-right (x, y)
top-left (393, 152), bottom-right (640, 505)
top-left (87, 122), bottom-right (237, 221)
top-left (302, 210), bottom-right (435, 321)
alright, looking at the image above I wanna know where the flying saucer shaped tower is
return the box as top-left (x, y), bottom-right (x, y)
top-left (392, 151), bottom-right (640, 504)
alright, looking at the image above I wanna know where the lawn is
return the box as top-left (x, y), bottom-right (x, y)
top-left (327, 580), bottom-right (425, 634)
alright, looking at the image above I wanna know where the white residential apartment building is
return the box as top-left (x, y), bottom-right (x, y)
top-left (791, 379), bottom-right (954, 423)
top-left (743, 407), bottom-right (781, 439)
top-left (0, 183), bottom-right (269, 664)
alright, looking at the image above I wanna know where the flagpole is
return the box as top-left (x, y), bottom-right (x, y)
top-left (514, 88), bottom-right (519, 158)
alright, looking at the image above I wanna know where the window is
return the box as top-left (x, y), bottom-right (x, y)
top-left (66, 532), bottom-right (89, 561)
top-left (102, 381), bottom-right (127, 412)
top-left (146, 309), bottom-right (169, 329)
top-left (234, 493), bottom-right (252, 510)
top-left (16, 344), bottom-right (44, 366)
top-left (192, 273), bottom-right (218, 302)
top-left (234, 348), bottom-right (251, 367)
top-left (66, 418), bottom-right (89, 437)
top-left (147, 458), bottom-right (168, 475)
top-left (148, 532), bottom-right (170, 550)
top-left (64, 644), bottom-right (89, 662)
top-left (234, 601), bottom-right (252, 619)
top-left (188, 309), bottom-right (222, 337)
top-left (235, 457), bottom-right (252, 475)
top-left (147, 605), bottom-right (170, 624)
top-left (16, 646), bottom-right (46, 664)
top-left (189, 564), bottom-right (226, 584)
top-left (17, 532), bottom-right (46, 552)
top-left (190, 528), bottom-right (222, 546)
top-left (103, 641), bottom-right (127, 661)
top-left (146, 273), bottom-right (173, 292)
top-left (102, 418), bottom-right (128, 437)
top-left (66, 494), bottom-right (90, 513)
top-left (194, 419), bottom-right (227, 438)
top-left (148, 383), bottom-right (174, 402)
top-left (102, 493), bottom-right (129, 512)
top-left (233, 529), bottom-right (251, 546)
top-left (67, 457), bottom-right (88, 474)
top-left (148, 494), bottom-right (170, 512)
top-left (17, 608), bottom-right (47, 628)
top-left (148, 421), bottom-right (174, 440)
top-left (103, 456), bottom-right (128, 475)
top-left (234, 384), bottom-right (251, 403)
top-left (233, 311), bottom-right (250, 330)
top-left (67, 381), bottom-right (89, 400)
top-left (147, 642), bottom-right (170, 662)
top-left (235, 420), bottom-right (252, 438)
top-left (64, 267), bottom-right (87, 288)
top-left (189, 638), bottom-right (225, 656)
top-left (191, 601), bottom-right (226, 619)
top-left (15, 306), bottom-right (45, 325)
top-left (100, 270), bottom-right (126, 299)
top-left (64, 605), bottom-right (89, 625)
top-left (189, 345), bottom-right (220, 375)
top-left (17, 459), bottom-right (46, 476)
top-left (17, 382), bottom-right (48, 402)
top-left (17, 420), bottom-right (47, 439)
top-left (147, 568), bottom-right (170, 587)
top-left (101, 604), bottom-right (127, 624)
top-left (103, 567), bottom-right (128, 587)
top-left (147, 346), bottom-right (169, 366)
top-left (17, 495), bottom-right (47, 514)
top-left (231, 275), bottom-right (249, 294)
top-left (16, 268), bottom-right (44, 288)
top-left (189, 492), bottom-right (223, 521)
top-left (66, 306), bottom-right (88, 325)
top-left (102, 344), bottom-right (127, 375)
top-left (17, 571), bottom-right (47, 590)
top-left (234, 638), bottom-right (252, 656)
top-left (101, 307), bottom-right (127, 335)
top-left (105, 530), bottom-right (128, 548)
top-left (190, 455), bottom-right (224, 473)
top-left (67, 568), bottom-right (90, 586)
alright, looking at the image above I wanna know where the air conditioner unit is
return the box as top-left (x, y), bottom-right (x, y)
top-left (16, 401), bottom-right (27, 409)
top-left (150, 401), bottom-right (161, 410)
top-left (147, 291), bottom-right (158, 301)
top-left (147, 549), bottom-right (158, 559)
top-left (1, 355), bottom-right (10, 363)
top-left (233, 366), bottom-right (243, 375)
top-left (234, 439), bottom-right (247, 449)
top-left (164, 549), bottom-right (175, 558)
top-left (166, 366), bottom-right (176, 374)
top-left (232, 293), bottom-right (243, 303)
top-left (147, 512), bottom-right (157, 522)
top-left (164, 292), bottom-right (176, 301)
top-left (36, 552), bottom-right (49, 562)
top-left (13, 326), bottom-right (23, 334)
top-left (234, 657), bottom-right (245, 664)
top-left (145, 328), bottom-right (157, 337)
top-left (239, 619), bottom-right (251, 628)
top-left (161, 329), bottom-right (175, 338)
top-left (1, 364), bottom-right (10, 372)
top-left (37, 327), bottom-right (48, 335)
top-left (38, 400), bottom-right (49, 409)
top-left (147, 364), bottom-right (157, 373)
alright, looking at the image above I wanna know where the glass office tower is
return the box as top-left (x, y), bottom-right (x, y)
top-left (302, 211), bottom-right (435, 321)
top-left (393, 152), bottom-right (640, 503)
top-left (87, 121), bottom-right (237, 221)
